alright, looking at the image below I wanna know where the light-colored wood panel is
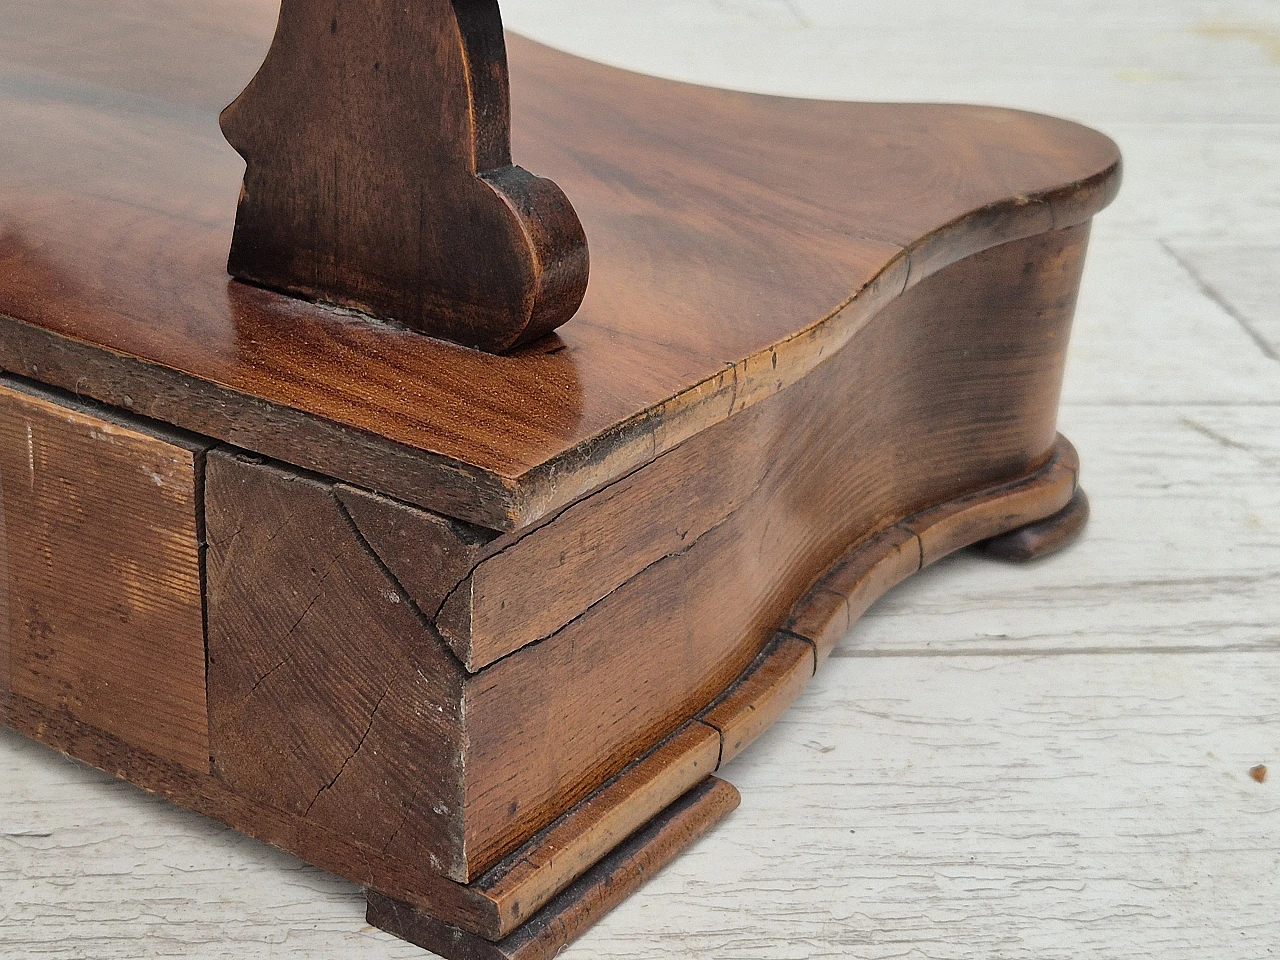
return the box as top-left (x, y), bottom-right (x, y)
top-left (1160, 243), bottom-right (1280, 360)
top-left (0, 378), bottom-right (208, 771)
top-left (504, 1), bottom-right (1280, 126)
top-left (1064, 237), bottom-right (1280, 407)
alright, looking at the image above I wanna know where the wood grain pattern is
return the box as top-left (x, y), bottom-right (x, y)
top-left (437, 418), bottom-right (767, 670)
top-left (460, 226), bottom-right (1092, 873)
top-left (699, 636), bottom-right (816, 766)
top-left (780, 437), bottom-right (1079, 667)
top-left (337, 483), bottom-right (497, 621)
top-left (784, 525), bottom-right (920, 666)
top-left (0, 0), bottom-right (1120, 531)
top-left (2, 3), bottom-right (1271, 957)
top-left (204, 450), bottom-right (471, 880)
top-left (905, 437), bottom-right (1079, 568)
top-left (220, 0), bottom-right (589, 352)
top-left (366, 777), bottom-right (741, 960)
top-left (0, 684), bottom-right (505, 937)
top-left (0, 377), bottom-right (209, 771)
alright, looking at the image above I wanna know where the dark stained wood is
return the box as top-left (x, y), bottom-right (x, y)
top-left (0, 376), bottom-right (209, 771)
top-left (0, 225), bottom-right (1103, 926)
top-left (220, 0), bottom-right (588, 353)
top-left (0, 0), bottom-right (1121, 530)
top-left (204, 449), bottom-right (472, 881)
top-left (366, 777), bottom-right (741, 960)
top-left (0, 430), bottom-right (1090, 944)
top-left (977, 488), bottom-right (1091, 562)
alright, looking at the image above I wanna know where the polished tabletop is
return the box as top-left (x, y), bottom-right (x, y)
top-left (0, 0), bottom-right (1119, 529)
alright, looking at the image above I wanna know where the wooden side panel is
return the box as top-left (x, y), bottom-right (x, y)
top-left (787, 525), bottom-right (921, 665)
top-left (0, 378), bottom-right (208, 771)
top-left (461, 226), bottom-right (1091, 875)
top-left (204, 451), bottom-right (471, 881)
top-left (478, 721), bottom-right (722, 932)
top-left (439, 427), bottom-right (764, 670)
top-left (368, 777), bottom-right (742, 960)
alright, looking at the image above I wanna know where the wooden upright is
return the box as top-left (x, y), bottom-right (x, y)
top-left (221, 0), bottom-right (589, 352)
top-left (0, 2), bottom-right (1120, 958)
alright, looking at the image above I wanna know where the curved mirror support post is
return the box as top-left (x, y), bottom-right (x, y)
top-left (220, 0), bottom-right (590, 353)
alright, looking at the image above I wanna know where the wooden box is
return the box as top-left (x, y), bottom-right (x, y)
top-left (0, 3), bottom-right (1118, 957)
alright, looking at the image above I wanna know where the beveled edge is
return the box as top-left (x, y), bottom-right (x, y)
top-left (367, 777), bottom-right (742, 960)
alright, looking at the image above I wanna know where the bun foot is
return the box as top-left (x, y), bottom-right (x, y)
top-left (976, 488), bottom-right (1090, 563)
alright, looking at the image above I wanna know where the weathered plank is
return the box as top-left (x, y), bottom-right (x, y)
top-left (0, 377), bottom-right (209, 771)
top-left (204, 450), bottom-right (471, 880)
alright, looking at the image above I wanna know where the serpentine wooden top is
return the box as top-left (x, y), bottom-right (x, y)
top-left (0, 0), bottom-right (1120, 531)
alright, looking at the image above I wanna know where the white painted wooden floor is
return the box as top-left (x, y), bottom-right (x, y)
top-left (3, 1), bottom-right (1277, 957)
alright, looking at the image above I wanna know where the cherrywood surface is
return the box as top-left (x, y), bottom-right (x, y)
top-left (220, 0), bottom-right (588, 352)
top-left (0, 377), bottom-right (209, 772)
top-left (0, 0), bottom-right (1120, 531)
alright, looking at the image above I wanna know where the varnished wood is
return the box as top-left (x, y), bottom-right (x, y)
top-left (33, 224), bottom-right (1088, 900)
top-left (220, 0), bottom-right (588, 352)
top-left (0, 377), bottom-right (209, 771)
top-left (365, 777), bottom-right (742, 960)
top-left (977, 488), bottom-right (1091, 562)
top-left (458, 226), bottom-right (1093, 873)
top-left (0, 0), bottom-right (1120, 531)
